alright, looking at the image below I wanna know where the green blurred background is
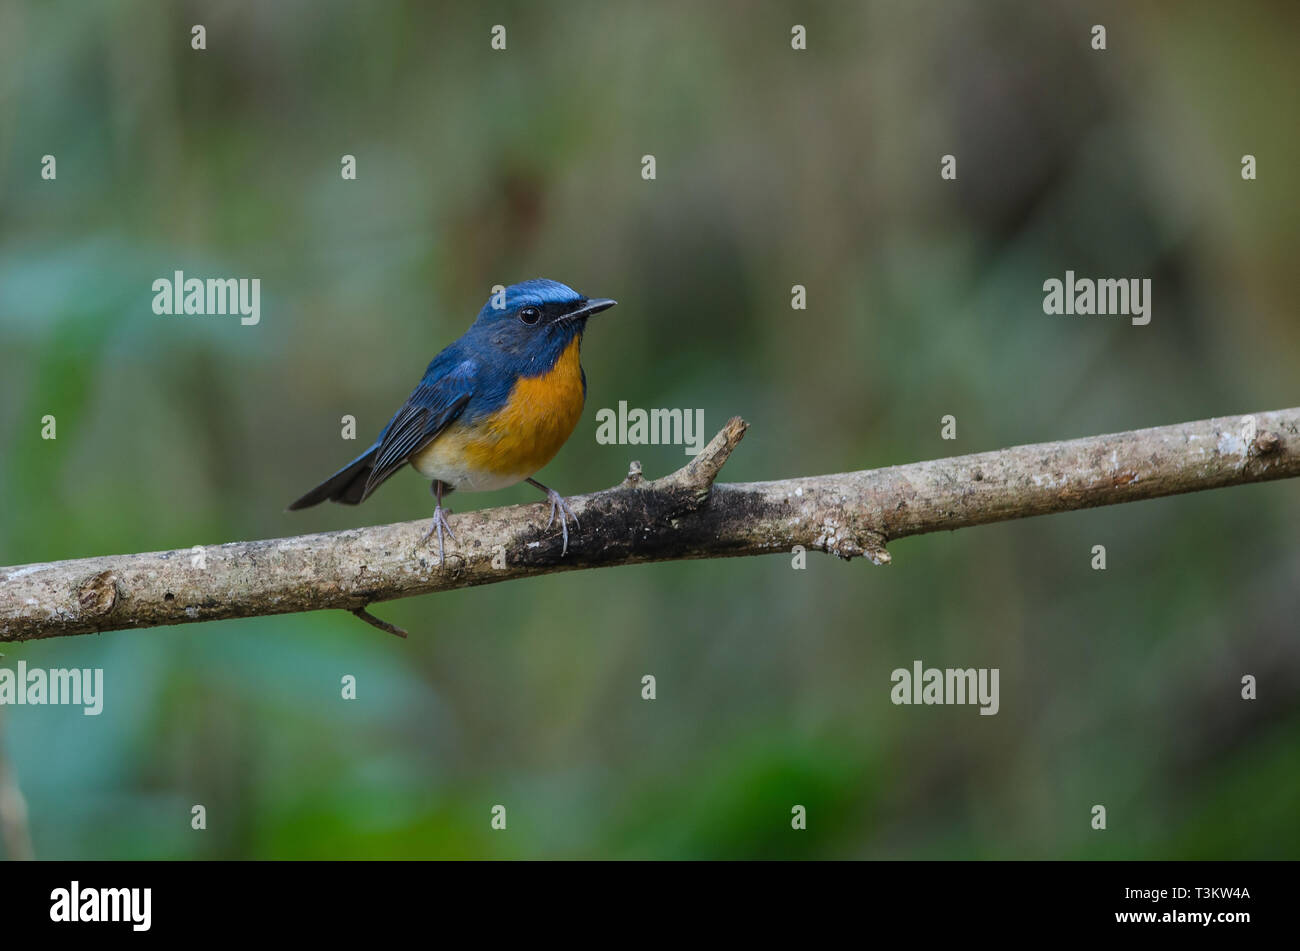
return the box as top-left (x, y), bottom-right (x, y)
top-left (1, 0), bottom-right (1297, 859)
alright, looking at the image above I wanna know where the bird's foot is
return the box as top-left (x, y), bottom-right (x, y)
top-left (418, 504), bottom-right (457, 567)
top-left (542, 487), bottom-right (579, 557)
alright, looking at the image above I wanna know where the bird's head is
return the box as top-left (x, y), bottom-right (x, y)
top-left (468, 279), bottom-right (616, 362)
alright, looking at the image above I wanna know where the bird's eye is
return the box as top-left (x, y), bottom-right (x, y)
top-left (519, 307), bottom-right (541, 325)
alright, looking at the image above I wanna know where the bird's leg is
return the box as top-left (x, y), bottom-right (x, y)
top-left (419, 480), bottom-right (457, 567)
top-left (527, 477), bottom-right (579, 556)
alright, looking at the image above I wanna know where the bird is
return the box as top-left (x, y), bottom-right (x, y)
top-left (288, 279), bottom-right (617, 565)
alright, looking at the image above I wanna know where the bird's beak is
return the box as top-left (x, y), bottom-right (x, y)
top-left (567, 297), bottom-right (617, 319)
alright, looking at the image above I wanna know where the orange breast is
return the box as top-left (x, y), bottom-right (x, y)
top-left (413, 336), bottom-right (586, 490)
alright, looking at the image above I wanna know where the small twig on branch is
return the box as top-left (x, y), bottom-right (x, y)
top-left (351, 606), bottom-right (408, 639)
top-left (1, 409), bottom-right (1298, 642)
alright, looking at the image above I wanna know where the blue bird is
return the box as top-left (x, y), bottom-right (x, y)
top-left (289, 280), bottom-right (617, 564)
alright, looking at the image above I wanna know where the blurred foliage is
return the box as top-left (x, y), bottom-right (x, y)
top-left (0, 0), bottom-right (1297, 859)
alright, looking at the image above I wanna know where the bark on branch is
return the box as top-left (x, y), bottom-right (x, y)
top-left (2, 408), bottom-right (1298, 642)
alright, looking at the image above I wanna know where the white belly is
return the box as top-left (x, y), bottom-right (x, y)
top-left (409, 430), bottom-right (530, 493)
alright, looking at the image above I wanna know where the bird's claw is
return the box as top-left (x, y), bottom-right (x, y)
top-left (419, 504), bottom-right (456, 567)
top-left (544, 488), bottom-right (579, 556)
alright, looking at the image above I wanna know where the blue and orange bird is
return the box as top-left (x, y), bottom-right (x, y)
top-left (289, 280), bottom-right (617, 564)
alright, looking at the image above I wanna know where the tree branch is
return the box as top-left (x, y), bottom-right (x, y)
top-left (2, 409), bottom-right (1298, 642)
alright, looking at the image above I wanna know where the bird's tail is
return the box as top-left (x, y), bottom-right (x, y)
top-left (287, 445), bottom-right (381, 510)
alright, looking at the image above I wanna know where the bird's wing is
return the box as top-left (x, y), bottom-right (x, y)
top-left (361, 359), bottom-right (477, 500)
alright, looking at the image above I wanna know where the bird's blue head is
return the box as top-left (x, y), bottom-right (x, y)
top-left (466, 279), bottom-right (617, 369)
